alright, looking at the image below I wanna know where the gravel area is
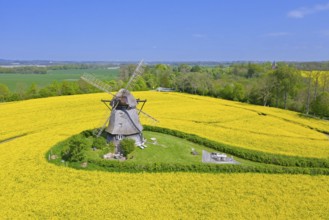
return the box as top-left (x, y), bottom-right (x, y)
top-left (202, 150), bottom-right (239, 164)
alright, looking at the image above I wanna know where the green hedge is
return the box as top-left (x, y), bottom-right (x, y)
top-left (48, 126), bottom-right (329, 175)
top-left (86, 158), bottom-right (329, 175)
top-left (143, 125), bottom-right (329, 169)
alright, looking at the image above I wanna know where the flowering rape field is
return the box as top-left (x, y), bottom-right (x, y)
top-left (0, 92), bottom-right (329, 218)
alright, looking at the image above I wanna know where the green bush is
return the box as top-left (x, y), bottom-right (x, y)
top-left (120, 139), bottom-right (135, 157)
top-left (101, 142), bottom-right (116, 156)
top-left (311, 92), bottom-right (329, 118)
top-left (81, 130), bottom-right (94, 138)
top-left (61, 135), bottom-right (91, 162)
top-left (92, 137), bottom-right (108, 150)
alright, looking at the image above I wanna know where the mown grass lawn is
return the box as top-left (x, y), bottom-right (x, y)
top-left (128, 131), bottom-right (210, 164)
top-left (85, 131), bottom-right (218, 164)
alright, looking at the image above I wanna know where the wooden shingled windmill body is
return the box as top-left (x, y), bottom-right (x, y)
top-left (81, 60), bottom-right (158, 151)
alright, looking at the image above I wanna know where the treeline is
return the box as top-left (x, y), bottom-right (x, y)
top-left (119, 62), bottom-right (329, 117)
top-left (0, 64), bottom-right (95, 74)
top-left (0, 66), bottom-right (47, 74)
top-left (1, 62), bottom-right (329, 117)
top-left (47, 64), bottom-right (95, 70)
top-left (292, 61), bottom-right (329, 71)
top-left (0, 80), bottom-right (112, 102)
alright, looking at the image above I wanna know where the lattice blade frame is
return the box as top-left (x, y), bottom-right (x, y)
top-left (94, 116), bottom-right (110, 137)
top-left (124, 60), bottom-right (145, 91)
top-left (81, 73), bottom-right (115, 96)
top-left (137, 108), bottom-right (159, 124)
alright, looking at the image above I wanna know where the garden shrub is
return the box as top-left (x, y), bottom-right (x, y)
top-left (61, 135), bottom-right (91, 162)
top-left (92, 137), bottom-right (108, 150)
top-left (120, 139), bottom-right (135, 157)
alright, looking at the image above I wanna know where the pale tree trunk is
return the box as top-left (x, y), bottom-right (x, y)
top-left (276, 86), bottom-right (280, 107)
top-left (313, 71), bottom-right (320, 100)
top-left (321, 73), bottom-right (328, 93)
top-left (306, 71), bottom-right (312, 115)
top-left (284, 91), bottom-right (288, 109)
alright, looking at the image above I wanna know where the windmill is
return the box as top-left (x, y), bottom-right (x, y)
top-left (80, 60), bottom-right (158, 151)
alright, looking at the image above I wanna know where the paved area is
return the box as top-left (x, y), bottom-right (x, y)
top-left (202, 150), bottom-right (239, 164)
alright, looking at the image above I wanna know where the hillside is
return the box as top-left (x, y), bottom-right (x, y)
top-left (1, 92), bottom-right (328, 159)
top-left (0, 92), bottom-right (328, 218)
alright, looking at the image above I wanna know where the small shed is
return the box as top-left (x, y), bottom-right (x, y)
top-left (211, 152), bottom-right (227, 161)
top-left (156, 87), bottom-right (174, 92)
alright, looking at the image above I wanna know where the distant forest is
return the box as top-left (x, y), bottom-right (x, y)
top-left (0, 61), bottom-right (329, 118)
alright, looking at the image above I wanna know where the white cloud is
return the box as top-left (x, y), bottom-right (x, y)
top-left (263, 32), bottom-right (291, 37)
top-left (288, 2), bottom-right (329, 18)
top-left (192, 34), bottom-right (207, 39)
top-left (318, 30), bottom-right (329, 36)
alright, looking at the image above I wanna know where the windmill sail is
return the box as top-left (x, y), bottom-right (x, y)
top-left (94, 116), bottom-right (110, 137)
top-left (137, 108), bottom-right (159, 123)
top-left (81, 73), bottom-right (114, 96)
top-left (124, 60), bottom-right (145, 91)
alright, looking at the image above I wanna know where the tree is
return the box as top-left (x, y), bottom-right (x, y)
top-left (47, 81), bottom-right (62, 96)
top-left (192, 73), bottom-right (213, 96)
top-left (210, 80), bottom-right (222, 97)
top-left (232, 83), bottom-right (245, 101)
top-left (155, 64), bottom-right (169, 71)
top-left (247, 63), bottom-right (263, 78)
top-left (15, 82), bottom-right (27, 100)
top-left (132, 77), bottom-right (147, 91)
top-left (61, 135), bottom-right (91, 162)
top-left (119, 64), bottom-right (136, 82)
top-left (320, 72), bottom-right (329, 93)
top-left (191, 65), bottom-right (202, 72)
top-left (311, 92), bottom-right (329, 118)
top-left (157, 70), bottom-right (173, 88)
top-left (175, 73), bottom-right (189, 92)
top-left (305, 71), bottom-right (313, 114)
top-left (272, 64), bottom-right (301, 109)
top-left (220, 84), bottom-right (234, 100)
top-left (178, 64), bottom-right (191, 73)
top-left (61, 81), bottom-right (78, 95)
top-left (230, 63), bottom-right (248, 77)
top-left (255, 73), bottom-right (276, 106)
top-left (120, 139), bottom-right (135, 157)
top-left (92, 137), bottom-right (108, 150)
top-left (26, 83), bottom-right (38, 98)
top-left (313, 71), bottom-right (321, 100)
top-left (78, 79), bottom-right (94, 93)
top-left (143, 72), bottom-right (157, 89)
top-left (0, 83), bottom-right (10, 102)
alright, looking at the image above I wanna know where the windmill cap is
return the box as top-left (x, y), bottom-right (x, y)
top-left (116, 89), bottom-right (137, 107)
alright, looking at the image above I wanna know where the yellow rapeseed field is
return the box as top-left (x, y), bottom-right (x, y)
top-left (0, 92), bottom-right (328, 219)
top-left (143, 92), bottom-right (329, 158)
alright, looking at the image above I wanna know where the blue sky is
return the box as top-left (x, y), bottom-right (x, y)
top-left (1, 0), bottom-right (328, 61)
